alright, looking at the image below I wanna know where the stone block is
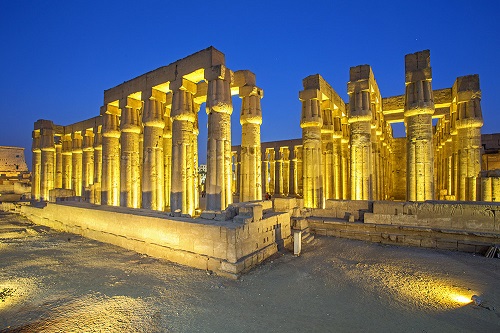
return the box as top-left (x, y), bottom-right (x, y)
top-left (373, 201), bottom-right (405, 215)
top-left (315, 228), bottom-right (327, 236)
top-left (193, 239), bottom-right (214, 256)
top-left (403, 236), bottom-right (422, 247)
top-left (292, 217), bottom-right (308, 230)
top-left (457, 242), bottom-right (477, 253)
top-left (436, 239), bottom-right (457, 251)
top-left (420, 237), bottom-right (437, 248)
top-left (200, 211), bottom-right (216, 220)
top-left (273, 197), bottom-right (297, 213)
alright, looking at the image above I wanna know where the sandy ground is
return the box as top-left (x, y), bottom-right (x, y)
top-left (0, 211), bottom-right (499, 332)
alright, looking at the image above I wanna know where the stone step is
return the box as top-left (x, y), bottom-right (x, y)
top-left (302, 232), bottom-right (314, 244)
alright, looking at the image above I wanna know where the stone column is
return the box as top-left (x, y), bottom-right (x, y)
top-left (39, 121), bottom-right (55, 201)
top-left (341, 122), bottom-right (350, 199)
top-left (280, 147), bottom-right (290, 196)
top-left (54, 138), bottom-right (62, 189)
top-left (101, 106), bottom-right (121, 206)
top-left (332, 115), bottom-right (343, 200)
top-left (82, 130), bottom-right (95, 195)
top-left (72, 132), bottom-right (83, 196)
top-left (142, 89), bottom-right (165, 211)
top-left (404, 50), bottom-right (435, 201)
top-left (120, 98), bottom-right (142, 208)
top-left (163, 95), bottom-right (173, 211)
top-left (192, 110), bottom-right (200, 212)
top-left (31, 129), bottom-right (41, 200)
top-left (205, 65), bottom-right (233, 211)
top-left (170, 79), bottom-right (197, 215)
top-left (321, 103), bottom-right (334, 200)
top-left (300, 88), bottom-right (323, 208)
top-left (454, 75), bottom-right (483, 201)
top-left (348, 67), bottom-right (373, 200)
top-left (239, 85), bottom-right (263, 202)
top-left (61, 134), bottom-right (72, 190)
top-left (93, 128), bottom-right (102, 204)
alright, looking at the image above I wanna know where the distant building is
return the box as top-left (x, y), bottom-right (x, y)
top-left (0, 146), bottom-right (31, 200)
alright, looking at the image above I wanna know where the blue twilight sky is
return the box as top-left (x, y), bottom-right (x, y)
top-left (1, 0), bottom-right (499, 167)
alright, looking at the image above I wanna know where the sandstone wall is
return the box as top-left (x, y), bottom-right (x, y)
top-left (308, 199), bottom-right (500, 254)
top-left (15, 202), bottom-right (291, 278)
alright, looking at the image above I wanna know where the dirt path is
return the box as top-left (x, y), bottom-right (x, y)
top-left (0, 211), bottom-right (499, 332)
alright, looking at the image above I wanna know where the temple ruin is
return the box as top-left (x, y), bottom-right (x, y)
top-left (232, 50), bottom-right (499, 206)
top-left (25, 48), bottom-right (500, 277)
top-left (31, 47), bottom-right (264, 214)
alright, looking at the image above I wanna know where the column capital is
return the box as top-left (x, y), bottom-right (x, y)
top-left (204, 64), bottom-right (232, 82)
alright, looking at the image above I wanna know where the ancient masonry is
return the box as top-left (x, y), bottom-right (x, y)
top-left (33, 49), bottom-right (500, 211)
top-left (26, 48), bottom-right (500, 276)
top-left (31, 47), bottom-right (264, 214)
top-left (232, 50), bottom-right (500, 206)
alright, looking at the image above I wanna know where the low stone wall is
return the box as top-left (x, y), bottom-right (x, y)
top-left (9, 201), bottom-right (292, 278)
top-left (311, 200), bottom-right (373, 221)
top-left (308, 200), bottom-right (500, 254)
top-left (366, 201), bottom-right (500, 233)
top-left (310, 218), bottom-right (500, 254)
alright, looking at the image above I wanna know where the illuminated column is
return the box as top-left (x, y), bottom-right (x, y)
top-left (142, 90), bottom-right (165, 211)
top-left (239, 85), bottom-right (263, 202)
top-left (321, 103), bottom-right (334, 200)
top-left (280, 147), bottom-right (290, 196)
top-left (120, 98), bottom-right (141, 208)
top-left (82, 130), bottom-right (95, 192)
top-left (454, 75), bottom-right (483, 201)
top-left (39, 121), bottom-right (55, 201)
top-left (31, 129), bottom-right (41, 200)
top-left (163, 94), bottom-right (173, 210)
top-left (61, 134), bottom-right (72, 189)
top-left (72, 132), bottom-right (83, 196)
top-left (205, 65), bottom-right (233, 211)
top-left (54, 138), bottom-right (62, 188)
top-left (332, 114), bottom-right (343, 200)
top-left (170, 79), bottom-right (197, 215)
top-left (341, 122), bottom-right (350, 199)
top-left (101, 106), bottom-right (120, 206)
top-left (404, 50), bottom-right (435, 201)
top-left (348, 67), bottom-right (373, 201)
top-left (300, 88), bottom-right (323, 208)
top-left (93, 128), bottom-right (102, 204)
top-left (293, 146), bottom-right (303, 196)
top-left (192, 109), bottom-right (200, 211)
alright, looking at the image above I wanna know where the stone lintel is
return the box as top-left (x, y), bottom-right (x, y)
top-left (302, 74), bottom-right (346, 112)
top-left (170, 77), bottom-right (197, 94)
top-left (104, 46), bottom-right (225, 105)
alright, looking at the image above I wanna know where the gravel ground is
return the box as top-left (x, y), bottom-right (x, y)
top-left (0, 211), bottom-right (499, 332)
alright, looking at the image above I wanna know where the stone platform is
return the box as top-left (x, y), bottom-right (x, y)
top-left (5, 201), bottom-right (292, 278)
